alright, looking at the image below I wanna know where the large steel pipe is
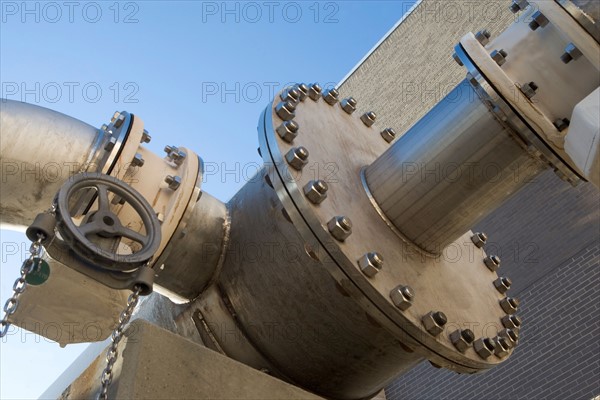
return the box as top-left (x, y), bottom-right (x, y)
top-left (364, 80), bottom-right (547, 253)
top-left (0, 99), bottom-right (101, 228)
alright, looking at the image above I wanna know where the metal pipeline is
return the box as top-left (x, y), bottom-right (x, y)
top-left (364, 80), bottom-right (547, 253)
top-left (0, 99), bottom-right (101, 228)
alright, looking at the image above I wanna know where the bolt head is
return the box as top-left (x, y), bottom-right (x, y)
top-left (303, 180), bottom-right (328, 204)
top-left (104, 137), bottom-right (117, 152)
top-left (494, 336), bottom-right (510, 357)
top-left (131, 153), bottom-right (145, 167)
top-left (141, 129), bottom-right (151, 143)
top-left (280, 88), bottom-right (300, 103)
top-left (308, 83), bottom-right (322, 101)
top-left (341, 97), bottom-right (357, 114)
top-left (285, 147), bottom-right (309, 171)
top-left (358, 252), bottom-right (383, 277)
top-left (360, 111), bottom-right (377, 127)
top-left (509, 0), bottom-right (529, 13)
top-left (275, 101), bottom-right (296, 121)
top-left (529, 11), bottom-right (549, 31)
top-left (521, 82), bottom-right (538, 99)
top-left (553, 118), bottom-right (570, 132)
top-left (484, 255), bottom-right (501, 271)
top-left (498, 328), bottom-right (519, 348)
top-left (327, 216), bottom-right (352, 241)
top-left (562, 43), bottom-right (583, 64)
top-left (422, 311), bottom-right (447, 336)
top-left (491, 49), bottom-right (507, 66)
top-left (502, 314), bottom-right (522, 331)
top-left (500, 297), bottom-right (519, 314)
top-left (453, 52), bottom-right (464, 66)
top-left (450, 329), bottom-right (475, 353)
top-left (471, 232), bottom-right (488, 248)
top-left (380, 128), bottom-right (397, 143)
top-left (165, 175), bottom-right (182, 191)
top-left (295, 83), bottom-right (309, 100)
top-left (390, 285), bottom-right (414, 311)
top-left (114, 113), bottom-right (125, 128)
top-left (494, 276), bottom-right (512, 294)
top-left (474, 337), bottom-right (496, 359)
top-left (475, 30), bottom-right (491, 46)
top-left (322, 88), bottom-right (339, 105)
top-left (276, 120), bottom-right (300, 143)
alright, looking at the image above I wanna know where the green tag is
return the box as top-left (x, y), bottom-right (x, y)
top-left (25, 259), bottom-right (50, 286)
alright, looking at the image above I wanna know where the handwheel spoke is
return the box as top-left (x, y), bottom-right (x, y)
top-left (80, 221), bottom-right (105, 236)
top-left (117, 227), bottom-right (148, 245)
top-left (96, 184), bottom-right (110, 212)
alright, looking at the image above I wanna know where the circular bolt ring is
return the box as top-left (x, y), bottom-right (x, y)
top-left (55, 172), bottom-right (162, 271)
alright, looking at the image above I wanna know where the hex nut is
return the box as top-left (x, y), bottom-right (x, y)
top-left (390, 285), bottom-right (414, 311)
top-left (553, 118), bottom-right (570, 132)
top-left (280, 88), bottom-right (300, 103)
top-left (475, 29), bottom-right (491, 46)
top-left (322, 88), bottom-right (339, 105)
top-left (422, 311), bottom-right (447, 336)
top-left (529, 11), bottom-right (549, 31)
top-left (500, 297), bottom-right (520, 314)
top-left (509, 0), bottom-right (529, 13)
top-left (275, 101), bottom-right (297, 121)
top-left (491, 49), bottom-right (508, 66)
top-left (380, 128), bottom-right (397, 143)
top-left (494, 336), bottom-right (511, 357)
top-left (165, 175), bottom-right (181, 191)
top-left (450, 329), bottom-right (475, 353)
top-left (521, 82), bottom-right (538, 99)
top-left (561, 43), bottom-right (583, 64)
top-left (327, 216), bottom-right (352, 241)
top-left (131, 153), bottom-right (145, 167)
top-left (474, 337), bottom-right (496, 359)
top-left (498, 328), bottom-right (519, 348)
top-left (114, 113), bottom-right (125, 128)
top-left (341, 97), bottom-right (357, 114)
top-left (141, 129), bottom-right (151, 143)
top-left (361, 111), bottom-right (377, 127)
top-left (303, 180), bottom-right (328, 204)
top-left (502, 314), bottom-right (522, 331)
top-left (471, 232), bottom-right (488, 248)
top-left (484, 255), bottom-right (501, 272)
top-left (358, 252), bottom-right (383, 278)
top-left (494, 276), bottom-right (512, 294)
top-left (285, 147), bottom-right (309, 171)
top-left (296, 83), bottom-right (309, 100)
top-left (308, 83), bottom-right (322, 101)
top-left (276, 120), bottom-right (300, 143)
top-left (104, 136), bottom-right (117, 152)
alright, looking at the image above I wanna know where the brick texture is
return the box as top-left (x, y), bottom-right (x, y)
top-left (339, 1), bottom-right (600, 399)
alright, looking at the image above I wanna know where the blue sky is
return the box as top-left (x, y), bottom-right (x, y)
top-left (0, 1), bottom-right (416, 398)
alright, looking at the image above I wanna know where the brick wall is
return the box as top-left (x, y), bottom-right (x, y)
top-left (339, 1), bottom-right (600, 398)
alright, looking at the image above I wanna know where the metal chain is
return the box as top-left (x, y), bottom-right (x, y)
top-left (0, 236), bottom-right (44, 338)
top-left (98, 284), bottom-right (142, 400)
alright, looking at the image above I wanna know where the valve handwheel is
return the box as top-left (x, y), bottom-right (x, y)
top-left (54, 172), bottom-right (161, 271)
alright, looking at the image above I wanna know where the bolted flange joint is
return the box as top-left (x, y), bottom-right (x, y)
top-left (327, 216), bottom-right (352, 241)
top-left (341, 97), bottom-right (357, 114)
top-left (303, 180), bottom-right (328, 204)
top-left (450, 329), bottom-right (475, 353)
top-left (285, 146), bottom-right (309, 170)
top-left (390, 285), bottom-right (414, 311)
top-left (358, 252), bottom-right (383, 277)
top-left (276, 120), bottom-right (300, 143)
top-left (276, 101), bottom-right (297, 121)
top-left (360, 111), bottom-right (377, 127)
top-left (471, 232), bottom-right (488, 248)
top-left (484, 255), bottom-right (501, 272)
top-left (308, 83), bottom-right (322, 101)
top-left (322, 88), bottom-right (339, 105)
top-left (422, 311), bottom-right (447, 336)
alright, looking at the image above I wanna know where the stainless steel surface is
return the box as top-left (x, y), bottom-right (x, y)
top-left (216, 169), bottom-right (424, 399)
top-left (0, 99), bottom-right (101, 228)
top-left (364, 80), bottom-right (546, 253)
top-left (558, 0), bottom-right (600, 41)
top-left (156, 191), bottom-right (229, 300)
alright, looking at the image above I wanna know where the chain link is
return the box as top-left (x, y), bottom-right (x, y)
top-left (98, 285), bottom-right (142, 400)
top-left (0, 236), bottom-right (44, 338)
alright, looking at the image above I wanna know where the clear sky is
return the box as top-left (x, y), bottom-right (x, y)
top-left (0, 1), bottom-right (417, 398)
